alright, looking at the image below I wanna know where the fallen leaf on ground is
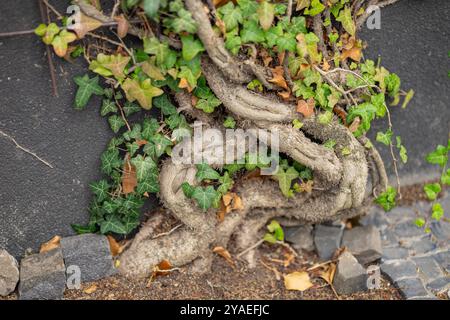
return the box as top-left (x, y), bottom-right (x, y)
top-left (107, 235), bottom-right (123, 257)
top-left (40, 235), bottom-right (61, 253)
top-left (284, 271), bottom-right (314, 291)
top-left (83, 284), bottom-right (97, 294)
top-left (148, 260), bottom-right (174, 285)
top-left (213, 246), bottom-right (235, 268)
top-left (319, 263), bottom-right (336, 285)
top-left (296, 98), bottom-right (315, 117)
top-left (278, 91), bottom-right (291, 100)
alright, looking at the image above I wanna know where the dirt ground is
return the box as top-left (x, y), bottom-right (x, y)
top-left (62, 244), bottom-right (401, 300)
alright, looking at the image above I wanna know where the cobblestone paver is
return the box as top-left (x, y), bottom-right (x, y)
top-left (361, 192), bottom-right (450, 299)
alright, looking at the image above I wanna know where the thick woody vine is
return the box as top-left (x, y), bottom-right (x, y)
top-left (34, 0), bottom-right (414, 277)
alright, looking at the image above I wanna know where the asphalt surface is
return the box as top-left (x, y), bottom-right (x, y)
top-left (0, 0), bottom-right (449, 258)
top-left (363, 0), bottom-right (450, 184)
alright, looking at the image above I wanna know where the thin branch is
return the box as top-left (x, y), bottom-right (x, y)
top-left (38, 0), bottom-right (59, 97)
top-left (42, 0), bottom-right (62, 19)
top-left (0, 129), bottom-right (54, 168)
top-left (152, 224), bottom-right (183, 240)
top-left (236, 239), bottom-right (264, 259)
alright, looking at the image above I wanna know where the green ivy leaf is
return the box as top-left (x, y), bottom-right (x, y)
top-left (275, 166), bottom-right (299, 198)
top-left (195, 96), bottom-right (222, 113)
top-left (170, 9), bottom-right (198, 33)
top-left (415, 218), bottom-right (425, 228)
top-left (181, 182), bottom-right (195, 198)
top-left (431, 203), bottom-right (444, 221)
top-left (100, 149), bottom-right (122, 175)
top-left (385, 73), bottom-right (401, 97)
top-left (100, 99), bottom-right (118, 116)
top-left (100, 215), bottom-right (127, 234)
top-left (304, 0), bottom-right (325, 16)
top-left (237, 0), bottom-right (259, 16)
top-left (149, 133), bottom-right (172, 158)
top-left (424, 183), bottom-right (441, 201)
top-left (217, 172), bottom-right (234, 195)
top-left (123, 101), bottom-right (141, 117)
top-left (153, 94), bottom-right (177, 115)
top-left (441, 169), bottom-right (450, 186)
top-left (141, 118), bottom-right (160, 140)
top-left (73, 75), bottom-right (104, 110)
top-left (218, 2), bottom-right (243, 32)
top-left (375, 186), bottom-right (397, 212)
top-left (181, 34), bottom-right (205, 62)
top-left (192, 186), bottom-right (219, 211)
top-left (426, 145), bottom-right (448, 167)
top-left (89, 54), bottom-right (130, 80)
top-left (142, 0), bottom-right (160, 18)
top-left (122, 78), bottom-right (164, 110)
top-left (196, 163), bottom-right (221, 181)
top-left (335, 6), bottom-right (355, 36)
top-left (136, 174), bottom-right (160, 194)
top-left (223, 116), bottom-right (236, 129)
top-left (89, 180), bottom-right (110, 202)
top-left (264, 220), bottom-right (284, 243)
top-left (241, 20), bottom-right (265, 43)
top-left (108, 115), bottom-right (126, 133)
top-left (376, 129), bottom-right (393, 146)
top-left (131, 155), bottom-right (157, 181)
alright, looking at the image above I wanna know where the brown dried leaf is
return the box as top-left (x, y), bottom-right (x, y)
top-left (284, 271), bottom-right (313, 291)
top-left (40, 235), bottom-right (61, 253)
top-left (231, 194), bottom-right (244, 211)
top-left (107, 235), bottom-right (123, 257)
top-left (213, 0), bottom-right (231, 7)
top-left (122, 154), bottom-right (137, 194)
top-left (319, 263), bottom-right (336, 285)
top-left (278, 91), bottom-right (291, 100)
top-left (269, 66), bottom-right (289, 90)
top-left (213, 246), bottom-right (235, 267)
top-left (215, 17), bottom-right (226, 35)
top-left (296, 98), bottom-right (315, 117)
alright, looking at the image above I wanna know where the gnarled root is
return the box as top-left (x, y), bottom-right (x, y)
top-left (118, 0), bottom-right (388, 279)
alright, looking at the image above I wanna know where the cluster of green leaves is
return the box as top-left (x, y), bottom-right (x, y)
top-left (415, 140), bottom-right (450, 231)
top-left (275, 159), bottom-right (313, 198)
top-left (181, 163), bottom-right (234, 211)
top-left (375, 186), bottom-right (397, 212)
top-left (125, 0), bottom-right (197, 33)
top-left (72, 114), bottom-right (167, 235)
top-left (217, 0), bottom-right (306, 55)
top-left (71, 82), bottom-right (192, 234)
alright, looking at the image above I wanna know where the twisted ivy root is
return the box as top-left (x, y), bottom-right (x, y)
top-left (118, 0), bottom-right (388, 278)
